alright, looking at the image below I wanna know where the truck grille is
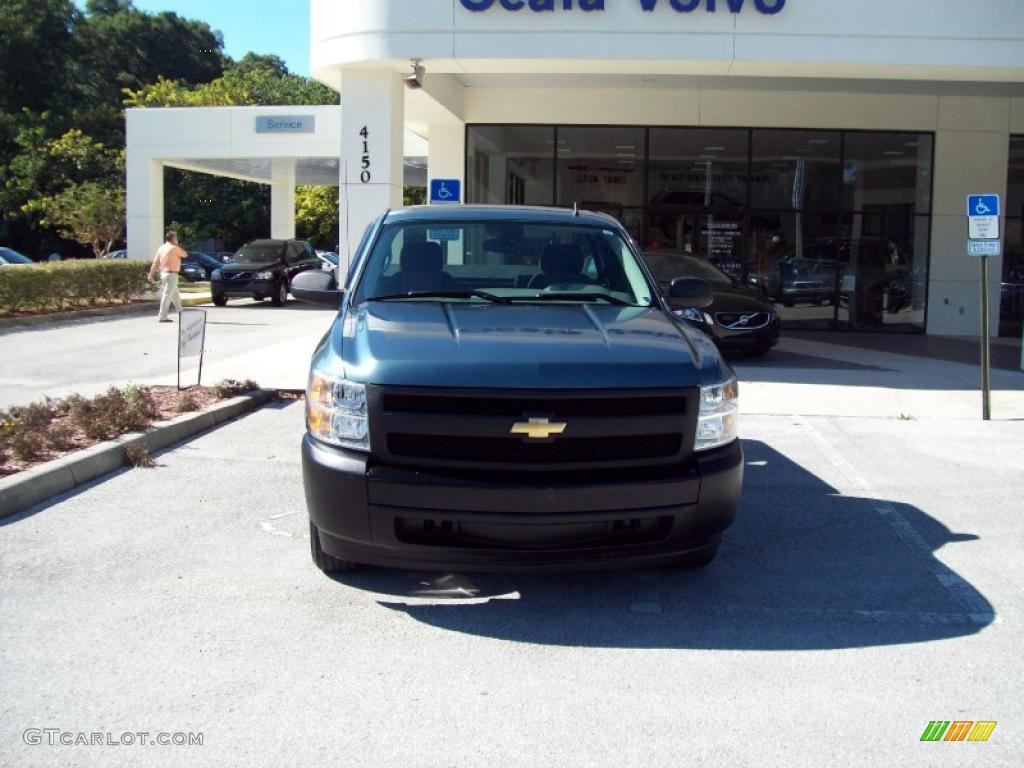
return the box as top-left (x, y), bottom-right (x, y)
top-left (370, 386), bottom-right (696, 471)
top-left (388, 433), bottom-right (681, 464)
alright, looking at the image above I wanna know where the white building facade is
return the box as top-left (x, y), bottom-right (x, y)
top-left (128, 0), bottom-right (1024, 337)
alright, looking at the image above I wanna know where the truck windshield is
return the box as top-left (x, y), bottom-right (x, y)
top-left (357, 221), bottom-right (655, 307)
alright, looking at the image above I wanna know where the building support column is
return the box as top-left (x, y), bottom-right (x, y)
top-left (339, 68), bottom-right (405, 275)
top-left (927, 127), bottom-right (1010, 336)
top-left (126, 152), bottom-right (163, 261)
top-left (270, 159), bottom-right (297, 240)
top-left (427, 122), bottom-right (466, 201)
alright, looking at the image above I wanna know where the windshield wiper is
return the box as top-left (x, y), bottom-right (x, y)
top-left (369, 290), bottom-right (511, 304)
top-left (519, 292), bottom-right (636, 307)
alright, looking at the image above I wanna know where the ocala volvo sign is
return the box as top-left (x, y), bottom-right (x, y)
top-left (461, 0), bottom-right (786, 13)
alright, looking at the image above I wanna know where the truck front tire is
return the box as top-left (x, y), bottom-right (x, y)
top-left (310, 521), bottom-right (359, 574)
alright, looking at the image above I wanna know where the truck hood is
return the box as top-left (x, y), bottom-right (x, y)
top-left (321, 301), bottom-right (730, 389)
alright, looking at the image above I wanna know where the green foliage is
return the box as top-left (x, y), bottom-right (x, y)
top-left (0, 0), bottom-right (81, 115)
top-left (29, 181), bottom-right (126, 258)
top-left (0, 260), bottom-right (149, 315)
top-left (0, 0), bottom-right (227, 252)
top-left (404, 186), bottom-right (427, 207)
top-left (165, 169), bottom-right (270, 251)
top-left (296, 187), bottom-right (340, 250)
top-left (124, 58), bottom-right (337, 109)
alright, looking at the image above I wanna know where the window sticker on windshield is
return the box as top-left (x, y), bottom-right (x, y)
top-left (428, 228), bottom-right (460, 242)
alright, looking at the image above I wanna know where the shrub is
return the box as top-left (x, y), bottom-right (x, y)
top-left (46, 424), bottom-right (77, 452)
top-left (0, 260), bottom-right (150, 316)
top-left (215, 379), bottom-right (259, 398)
top-left (8, 401), bottom-right (58, 430)
top-left (70, 386), bottom-right (156, 441)
top-left (177, 391), bottom-right (199, 412)
top-left (10, 429), bottom-right (45, 462)
top-left (124, 443), bottom-right (155, 468)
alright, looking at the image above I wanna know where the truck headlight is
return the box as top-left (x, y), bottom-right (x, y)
top-left (695, 377), bottom-right (738, 452)
top-left (307, 370), bottom-right (369, 452)
top-left (211, 269), bottom-right (222, 280)
top-left (256, 270), bottom-right (274, 280)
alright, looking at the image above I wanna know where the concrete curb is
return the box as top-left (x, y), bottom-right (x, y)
top-left (0, 389), bottom-right (274, 519)
top-left (0, 296), bottom-right (211, 331)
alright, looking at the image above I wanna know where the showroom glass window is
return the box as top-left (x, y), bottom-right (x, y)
top-left (647, 129), bottom-right (750, 283)
top-left (838, 132), bottom-right (933, 332)
top-left (466, 125), bottom-right (934, 333)
top-left (1003, 135), bottom-right (1024, 338)
top-left (555, 126), bottom-right (646, 241)
top-left (467, 126), bottom-right (555, 206)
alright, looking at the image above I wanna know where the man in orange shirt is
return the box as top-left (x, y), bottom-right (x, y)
top-left (148, 231), bottom-right (185, 322)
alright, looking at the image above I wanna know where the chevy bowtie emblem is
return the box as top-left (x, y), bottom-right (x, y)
top-left (511, 417), bottom-right (567, 440)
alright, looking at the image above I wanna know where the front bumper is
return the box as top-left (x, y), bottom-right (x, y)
top-left (302, 434), bottom-right (743, 571)
top-left (713, 316), bottom-right (781, 351)
top-left (212, 278), bottom-right (274, 298)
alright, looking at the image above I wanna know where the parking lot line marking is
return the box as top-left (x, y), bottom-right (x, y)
top-left (259, 521), bottom-right (293, 538)
top-left (793, 415), bottom-right (993, 623)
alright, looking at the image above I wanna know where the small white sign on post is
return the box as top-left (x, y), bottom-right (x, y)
top-left (178, 309), bottom-right (208, 390)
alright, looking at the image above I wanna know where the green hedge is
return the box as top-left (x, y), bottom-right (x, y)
top-left (0, 260), bottom-right (151, 315)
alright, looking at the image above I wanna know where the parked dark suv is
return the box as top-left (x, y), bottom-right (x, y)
top-left (211, 239), bottom-right (319, 307)
top-left (292, 206), bottom-right (743, 573)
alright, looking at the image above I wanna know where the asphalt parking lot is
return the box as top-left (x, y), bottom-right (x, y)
top-left (2, 399), bottom-right (1021, 767)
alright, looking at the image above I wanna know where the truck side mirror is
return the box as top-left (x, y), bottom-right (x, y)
top-left (292, 269), bottom-right (342, 306)
top-left (668, 277), bottom-right (713, 309)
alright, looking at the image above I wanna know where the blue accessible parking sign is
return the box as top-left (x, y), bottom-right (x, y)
top-left (430, 179), bottom-right (461, 205)
top-left (967, 194), bottom-right (999, 218)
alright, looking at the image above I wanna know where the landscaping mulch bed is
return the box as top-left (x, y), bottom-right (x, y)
top-left (0, 381), bottom-right (259, 478)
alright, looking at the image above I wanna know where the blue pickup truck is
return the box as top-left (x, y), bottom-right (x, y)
top-left (293, 206), bottom-right (743, 573)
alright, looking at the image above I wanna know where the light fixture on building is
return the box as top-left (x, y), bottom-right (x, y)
top-left (403, 59), bottom-right (425, 90)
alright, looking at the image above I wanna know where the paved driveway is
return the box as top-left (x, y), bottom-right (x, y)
top-left (0, 301), bottom-right (335, 408)
top-left (2, 401), bottom-right (1020, 767)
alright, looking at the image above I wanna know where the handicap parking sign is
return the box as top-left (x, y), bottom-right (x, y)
top-left (966, 194), bottom-right (1000, 240)
top-left (967, 194), bottom-right (1000, 218)
top-left (430, 179), bottom-right (461, 205)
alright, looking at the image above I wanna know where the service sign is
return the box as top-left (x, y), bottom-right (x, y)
top-left (255, 115), bottom-right (316, 134)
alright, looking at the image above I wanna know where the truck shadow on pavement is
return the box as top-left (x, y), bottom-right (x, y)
top-left (336, 439), bottom-right (995, 650)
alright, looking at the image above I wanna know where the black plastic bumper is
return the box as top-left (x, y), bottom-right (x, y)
top-left (302, 434), bottom-right (743, 571)
top-left (212, 279), bottom-right (273, 298)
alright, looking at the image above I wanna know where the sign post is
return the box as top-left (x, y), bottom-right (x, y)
top-left (178, 309), bottom-right (208, 390)
top-left (966, 194), bottom-right (1001, 421)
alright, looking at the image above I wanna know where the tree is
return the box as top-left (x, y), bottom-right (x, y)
top-left (76, 1), bottom-right (227, 144)
top-left (0, 0), bottom-right (81, 115)
top-left (296, 187), bottom-right (340, 250)
top-left (124, 56), bottom-right (337, 108)
top-left (33, 181), bottom-right (126, 258)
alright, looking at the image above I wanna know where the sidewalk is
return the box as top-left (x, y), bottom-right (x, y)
top-left (733, 333), bottom-right (1024, 421)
